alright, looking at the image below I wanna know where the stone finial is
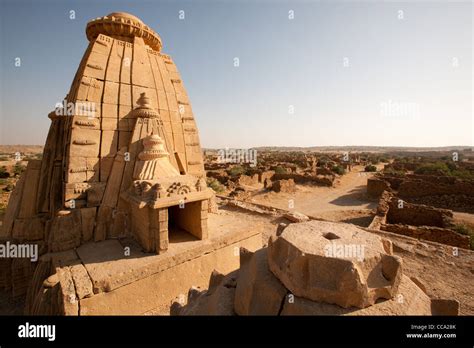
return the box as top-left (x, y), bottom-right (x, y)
top-left (137, 93), bottom-right (150, 108)
top-left (86, 12), bottom-right (162, 52)
top-left (138, 133), bottom-right (169, 161)
top-left (131, 93), bottom-right (160, 119)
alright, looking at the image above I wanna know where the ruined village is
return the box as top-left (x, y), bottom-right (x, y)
top-left (0, 12), bottom-right (472, 317)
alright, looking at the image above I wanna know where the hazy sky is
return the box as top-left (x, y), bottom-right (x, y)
top-left (0, 0), bottom-right (472, 148)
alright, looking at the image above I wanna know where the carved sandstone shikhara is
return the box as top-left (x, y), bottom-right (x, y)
top-left (2, 12), bottom-right (212, 255)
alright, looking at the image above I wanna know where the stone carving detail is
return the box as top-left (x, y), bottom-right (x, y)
top-left (138, 134), bottom-right (168, 161)
top-left (167, 182), bottom-right (192, 196)
top-left (69, 166), bottom-right (94, 173)
top-left (86, 12), bottom-right (163, 52)
top-left (75, 120), bottom-right (98, 127)
top-left (74, 183), bottom-right (91, 193)
top-left (86, 63), bottom-right (103, 70)
top-left (73, 140), bottom-right (97, 145)
top-left (131, 93), bottom-right (160, 119)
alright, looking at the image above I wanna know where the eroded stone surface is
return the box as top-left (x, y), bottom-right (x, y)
top-left (280, 275), bottom-right (432, 315)
top-left (171, 271), bottom-right (238, 316)
top-left (283, 211), bottom-right (309, 223)
top-left (267, 220), bottom-right (403, 308)
top-left (234, 248), bottom-right (287, 315)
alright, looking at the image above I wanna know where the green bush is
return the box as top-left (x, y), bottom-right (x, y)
top-left (453, 224), bottom-right (474, 250)
top-left (0, 166), bottom-right (9, 179)
top-left (245, 168), bottom-right (259, 176)
top-left (414, 161), bottom-right (474, 179)
top-left (274, 166), bottom-right (286, 175)
top-left (206, 178), bottom-right (224, 193)
top-left (227, 165), bottom-right (245, 177)
top-left (331, 165), bottom-right (345, 175)
top-left (369, 158), bottom-right (380, 165)
top-left (414, 162), bottom-right (451, 176)
top-left (365, 165), bottom-right (377, 172)
top-left (383, 168), bottom-right (405, 176)
top-left (317, 157), bottom-right (329, 167)
top-left (450, 169), bottom-right (474, 180)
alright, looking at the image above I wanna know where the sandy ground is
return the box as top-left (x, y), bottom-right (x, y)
top-left (250, 165), bottom-right (378, 223)
top-left (453, 212), bottom-right (474, 227)
top-left (239, 167), bottom-right (474, 315)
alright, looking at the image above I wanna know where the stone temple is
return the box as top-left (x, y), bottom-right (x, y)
top-left (0, 13), bottom-right (263, 313)
top-left (3, 12), bottom-right (212, 254)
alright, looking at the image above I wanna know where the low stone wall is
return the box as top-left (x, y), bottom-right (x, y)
top-left (367, 177), bottom-right (391, 198)
top-left (407, 195), bottom-right (474, 213)
top-left (386, 200), bottom-right (454, 228)
top-left (271, 179), bottom-right (296, 193)
top-left (237, 174), bottom-right (259, 186)
top-left (380, 224), bottom-right (470, 249)
top-left (373, 174), bottom-right (474, 199)
top-left (371, 191), bottom-right (469, 249)
top-left (368, 174), bottom-right (474, 211)
top-left (398, 179), bottom-right (474, 198)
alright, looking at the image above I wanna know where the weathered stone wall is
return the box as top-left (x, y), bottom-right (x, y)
top-left (380, 224), bottom-right (470, 249)
top-left (271, 179), bottom-right (296, 193)
top-left (206, 171), bottom-right (229, 185)
top-left (407, 195), bottom-right (474, 213)
top-left (386, 200), bottom-right (454, 228)
top-left (373, 174), bottom-right (474, 198)
top-left (259, 170), bottom-right (275, 184)
top-left (367, 177), bottom-right (391, 198)
top-left (237, 174), bottom-right (259, 186)
top-left (398, 179), bottom-right (474, 198)
top-left (369, 174), bottom-right (474, 212)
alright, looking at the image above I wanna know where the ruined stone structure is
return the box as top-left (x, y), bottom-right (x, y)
top-left (367, 174), bottom-right (474, 212)
top-left (271, 179), bottom-right (296, 193)
top-left (2, 12), bottom-right (211, 255)
top-left (369, 191), bottom-right (470, 249)
top-left (0, 13), bottom-right (226, 303)
top-left (172, 221), bottom-right (459, 316)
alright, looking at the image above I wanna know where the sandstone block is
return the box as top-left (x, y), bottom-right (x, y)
top-left (234, 248), bottom-right (287, 315)
top-left (283, 211), bottom-right (309, 223)
top-left (271, 179), bottom-right (296, 193)
top-left (172, 272), bottom-right (238, 316)
top-left (268, 220), bottom-right (403, 309)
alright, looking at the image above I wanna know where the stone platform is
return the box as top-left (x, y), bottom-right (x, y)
top-left (25, 213), bottom-right (262, 315)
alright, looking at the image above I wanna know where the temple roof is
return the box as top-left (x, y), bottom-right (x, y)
top-left (86, 12), bottom-right (163, 52)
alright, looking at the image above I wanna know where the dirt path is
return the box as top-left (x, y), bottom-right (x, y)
top-left (251, 165), bottom-right (379, 221)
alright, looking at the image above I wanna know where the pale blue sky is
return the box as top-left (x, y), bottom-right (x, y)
top-left (0, 0), bottom-right (472, 148)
